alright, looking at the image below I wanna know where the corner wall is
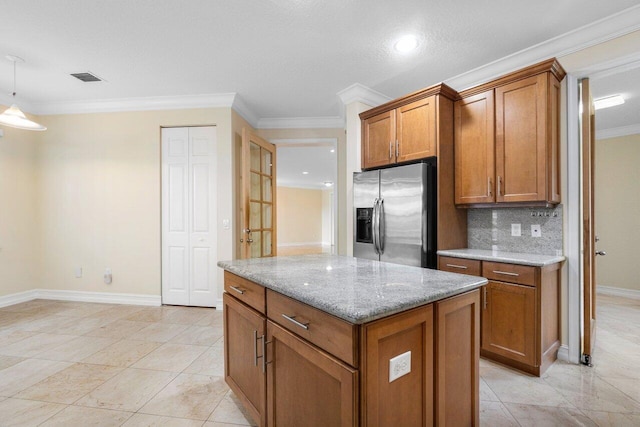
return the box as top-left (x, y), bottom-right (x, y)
top-left (0, 113), bottom-right (40, 297)
top-left (34, 108), bottom-right (233, 302)
top-left (595, 134), bottom-right (640, 292)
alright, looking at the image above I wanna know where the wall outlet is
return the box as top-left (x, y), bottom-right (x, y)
top-left (531, 224), bottom-right (542, 237)
top-left (75, 267), bottom-right (83, 278)
top-left (389, 351), bottom-right (411, 383)
top-left (511, 223), bottom-right (521, 237)
top-left (104, 268), bottom-right (113, 284)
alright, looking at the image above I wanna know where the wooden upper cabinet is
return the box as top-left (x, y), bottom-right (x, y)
top-left (396, 96), bottom-right (437, 163)
top-left (455, 58), bottom-right (565, 207)
top-left (362, 110), bottom-right (395, 169)
top-left (361, 84), bottom-right (456, 170)
top-left (454, 91), bottom-right (495, 205)
top-left (495, 74), bottom-right (547, 203)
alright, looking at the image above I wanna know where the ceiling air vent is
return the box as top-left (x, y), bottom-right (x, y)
top-left (70, 72), bottom-right (103, 82)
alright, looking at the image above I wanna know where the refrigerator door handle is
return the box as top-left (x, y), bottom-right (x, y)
top-left (372, 198), bottom-right (380, 254)
top-left (378, 198), bottom-right (385, 254)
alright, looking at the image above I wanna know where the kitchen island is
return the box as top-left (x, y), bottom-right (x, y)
top-left (218, 254), bottom-right (487, 426)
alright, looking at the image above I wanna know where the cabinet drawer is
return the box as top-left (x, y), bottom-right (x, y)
top-left (267, 289), bottom-right (358, 367)
top-left (438, 256), bottom-right (481, 276)
top-left (482, 262), bottom-right (536, 286)
top-left (224, 272), bottom-right (266, 314)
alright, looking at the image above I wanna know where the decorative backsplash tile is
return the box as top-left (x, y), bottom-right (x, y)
top-left (467, 206), bottom-right (563, 256)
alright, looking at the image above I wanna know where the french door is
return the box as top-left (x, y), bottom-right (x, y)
top-left (161, 126), bottom-right (217, 307)
top-left (240, 129), bottom-right (277, 259)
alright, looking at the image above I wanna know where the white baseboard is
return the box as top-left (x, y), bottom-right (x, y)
top-left (216, 298), bottom-right (223, 311)
top-left (0, 289), bottom-right (161, 308)
top-left (0, 290), bottom-right (39, 308)
top-left (556, 345), bottom-right (570, 362)
top-left (597, 285), bottom-right (640, 300)
top-left (278, 242), bottom-right (324, 247)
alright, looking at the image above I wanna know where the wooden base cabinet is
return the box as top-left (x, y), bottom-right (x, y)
top-left (224, 271), bottom-right (481, 426)
top-left (439, 257), bottom-right (561, 376)
top-left (223, 293), bottom-right (267, 426)
top-left (267, 321), bottom-right (358, 427)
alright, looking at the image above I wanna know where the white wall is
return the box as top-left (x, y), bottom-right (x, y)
top-left (276, 186), bottom-right (323, 246)
top-left (0, 115), bottom-right (40, 297)
top-left (33, 108), bottom-right (233, 303)
top-left (594, 134), bottom-right (640, 292)
top-left (321, 190), bottom-right (333, 246)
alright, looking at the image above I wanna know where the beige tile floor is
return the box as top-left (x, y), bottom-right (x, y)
top-left (0, 294), bottom-right (638, 426)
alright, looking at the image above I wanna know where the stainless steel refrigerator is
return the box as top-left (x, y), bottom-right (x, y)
top-left (353, 161), bottom-right (437, 268)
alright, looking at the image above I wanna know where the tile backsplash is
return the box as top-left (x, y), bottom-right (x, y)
top-left (467, 206), bottom-right (563, 256)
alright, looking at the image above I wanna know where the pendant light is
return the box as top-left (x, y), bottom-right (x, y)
top-left (0, 55), bottom-right (46, 131)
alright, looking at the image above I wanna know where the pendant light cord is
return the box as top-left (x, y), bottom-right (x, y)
top-left (12, 59), bottom-right (16, 98)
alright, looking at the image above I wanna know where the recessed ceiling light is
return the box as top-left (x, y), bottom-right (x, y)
top-left (324, 181), bottom-right (333, 187)
top-left (594, 94), bottom-right (625, 110)
top-left (330, 149), bottom-right (335, 153)
top-left (394, 35), bottom-right (419, 53)
top-left (302, 171), bottom-right (309, 175)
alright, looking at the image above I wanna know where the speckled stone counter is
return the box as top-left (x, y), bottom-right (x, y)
top-left (217, 254), bottom-right (486, 324)
top-left (437, 248), bottom-right (565, 267)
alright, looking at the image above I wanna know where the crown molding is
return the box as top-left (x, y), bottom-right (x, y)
top-left (582, 51), bottom-right (640, 81)
top-left (596, 123), bottom-right (640, 140)
top-left (31, 93), bottom-right (237, 115)
top-left (446, 4), bottom-right (640, 91)
top-left (337, 83), bottom-right (392, 107)
top-left (231, 95), bottom-right (260, 128)
top-left (257, 116), bottom-right (344, 129)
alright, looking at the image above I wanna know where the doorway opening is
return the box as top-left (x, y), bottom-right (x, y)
top-left (272, 139), bottom-right (338, 256)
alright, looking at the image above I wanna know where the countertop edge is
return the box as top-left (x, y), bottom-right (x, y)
top-left (218, 261), bottom-right (487, 324)
top-left (437, 249), bottom-right (566, 267)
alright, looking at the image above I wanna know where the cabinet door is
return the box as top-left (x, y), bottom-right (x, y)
top-left (454, 91), bottom-right (495, 205)
top-left (495, 74), bottom-right (547, 203)
top-left (223, 293), bottom-right (266, 427)
top-left (396, 96), bottom-right (437, 163)
top-left (435, 290), bottom-right (480, 427)
top-left (363, 110), bottom-right (395, 169)
top-left (267, 321), bottom-right (358, 427)
top-left (481, 280), bottom-right (536, 366)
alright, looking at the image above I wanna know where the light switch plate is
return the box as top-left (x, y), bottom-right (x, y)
top-left (531, 224), bottom-right (542, 237)
top-left (389, 351), bottom-right (411, 383)
top-left (511, 223), bottom-right (521, 237)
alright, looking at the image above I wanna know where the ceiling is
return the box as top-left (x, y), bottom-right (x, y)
top-left (2, 0), bottom-right (640, 127)
top-left (591, 66), bottom-right (640, 132)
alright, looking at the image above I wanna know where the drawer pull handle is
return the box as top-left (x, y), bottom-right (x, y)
top-left (229, 285), bottom-right (245, 295)
top-left (282, 314), bottom-right (309, 330)
top-left (446, 264), bottom-right (468, 270)
top-left (253, 330), bottom-right (259, 367)
top-left (493, 270), bottom-right (519, 277)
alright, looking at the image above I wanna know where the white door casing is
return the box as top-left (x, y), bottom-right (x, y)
top-left (162, 126), bottom-right (217, 307)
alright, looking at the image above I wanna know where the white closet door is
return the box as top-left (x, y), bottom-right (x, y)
top-left (162, 126), bottom-right (217, 307)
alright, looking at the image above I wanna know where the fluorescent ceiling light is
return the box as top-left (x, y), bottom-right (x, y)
top-left (594, 95), bottom-right (625, 110)
top-left (394, 35), bottom-right (419, 53)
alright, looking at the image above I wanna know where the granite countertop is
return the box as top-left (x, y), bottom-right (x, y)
top-left (217, 254), bottom-right (487, 324)
top-left (437, 249), bottom-right (565, 267)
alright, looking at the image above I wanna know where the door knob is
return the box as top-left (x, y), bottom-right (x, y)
top-left (595, 251), bottom-right (606, 256)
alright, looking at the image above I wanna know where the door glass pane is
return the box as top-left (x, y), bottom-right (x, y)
top-left (263, 177), bottom-right (272, 202)
top-left (262, 150), bottom-right (272, 176)
top-left (262, 204), bottom-right (272, 228)
top-left (250, 142), bottom-right (261, 171)
top-left (263, 231), bottom-right (272, 256)
top-left (250, 172), bottom-right (261, 200)
top-left (250, 202), bottom-right (261, 229)
top-left (251, 231), bottom-right (262, 258)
